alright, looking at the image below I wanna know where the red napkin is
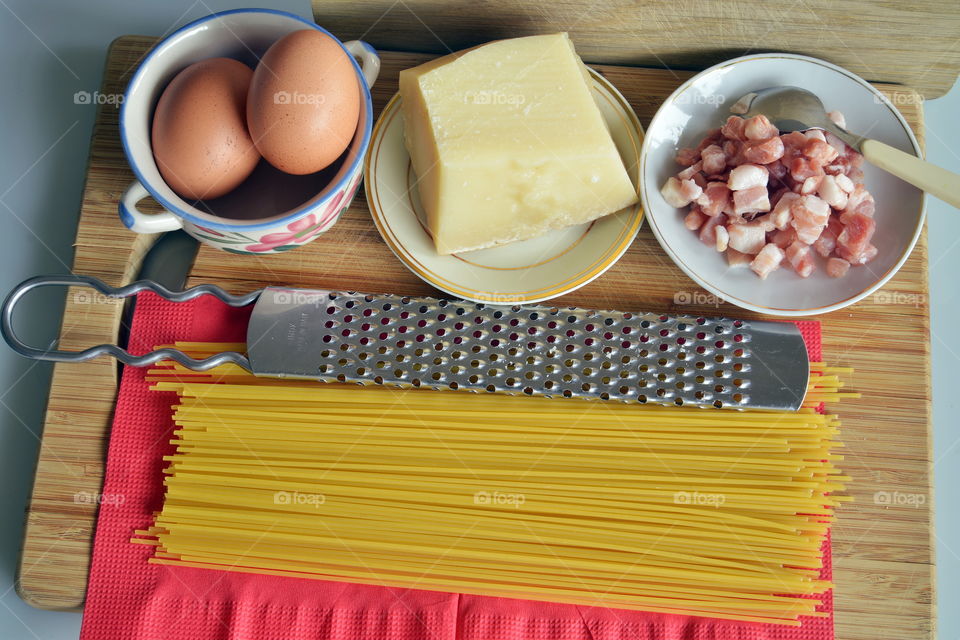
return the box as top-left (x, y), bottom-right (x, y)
top-left (79, 292), bottom-right (833, 640)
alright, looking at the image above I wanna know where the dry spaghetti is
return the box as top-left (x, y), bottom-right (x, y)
top-left (135, 342), bottom-right (854, 626)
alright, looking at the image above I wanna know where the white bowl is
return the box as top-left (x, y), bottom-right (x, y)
top-left (639, 53), bottom-right (925, 316)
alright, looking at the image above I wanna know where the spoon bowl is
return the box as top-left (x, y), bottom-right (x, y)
top-left (736, 86), bottom-right (863, 148)
top-left (737, 85), bottom-right (960, 207)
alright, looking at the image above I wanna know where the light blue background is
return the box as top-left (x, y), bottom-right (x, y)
top-left (0, 2), bottom-right (956, 638)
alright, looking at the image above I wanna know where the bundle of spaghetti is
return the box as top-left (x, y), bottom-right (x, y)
top-left (137, 342), bottom-right (854, 626)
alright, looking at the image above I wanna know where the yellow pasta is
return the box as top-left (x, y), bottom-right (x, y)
top-left (137, 342), bottom-right (853, 626)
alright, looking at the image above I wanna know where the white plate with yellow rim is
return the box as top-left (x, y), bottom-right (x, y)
top-left (364, 68), bottom-right (644, 305)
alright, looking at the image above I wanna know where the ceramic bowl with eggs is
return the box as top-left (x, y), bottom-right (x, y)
top-left (119, 8), bottom-right (380, 254)
top-left (639, 53), bottom-right (925, 316)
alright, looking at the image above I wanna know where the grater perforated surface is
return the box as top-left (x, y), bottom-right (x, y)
top-left (246, 289), bottom-right (810, 411)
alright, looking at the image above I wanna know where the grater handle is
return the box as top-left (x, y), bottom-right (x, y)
top-left (1, 274), bottom-right (257, 371)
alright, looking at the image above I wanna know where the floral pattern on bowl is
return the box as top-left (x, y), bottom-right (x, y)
top-left (186, 176), bottom-right (361, 255)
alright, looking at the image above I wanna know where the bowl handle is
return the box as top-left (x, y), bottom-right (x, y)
top-left (119, 180), bottom-right (183, 233)
top-left (343, 40), bottom-right (381, 88)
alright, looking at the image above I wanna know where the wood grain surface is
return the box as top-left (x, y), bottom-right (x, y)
top-left (16, 36), bottom-right (934, 640)
top-left (311, 0), bottom-right (960, 99)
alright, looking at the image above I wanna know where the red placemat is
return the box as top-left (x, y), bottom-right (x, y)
top-left (79, 292), bottom-right (833, 640)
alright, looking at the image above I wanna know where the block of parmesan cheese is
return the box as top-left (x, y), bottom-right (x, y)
top-left (399, 33), bottom-right (638, 255)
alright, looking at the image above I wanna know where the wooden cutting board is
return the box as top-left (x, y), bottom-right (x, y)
top-left (310, 0), bottom-right (960, 99)
top-left (16, 36), bottom-right (934, 640)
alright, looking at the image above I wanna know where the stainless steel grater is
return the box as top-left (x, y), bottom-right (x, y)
top-left (2, 275), bottom-right (810, 411)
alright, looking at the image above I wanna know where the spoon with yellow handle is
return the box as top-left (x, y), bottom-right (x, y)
top-left (735, 86), bottom-right (960, 208)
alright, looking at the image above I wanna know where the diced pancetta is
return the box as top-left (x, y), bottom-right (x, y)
top-left (771, 227), bottom-right (798, 249)
top-left (670, 109), bottom-right (876, 281)
top-left (842, 184), bottom-right (875, 218)
top-left (684, 208), bottom-right (707, 230)
top-left (767, 159), bottom-right (789, 183)
top-left (701, 145), bottom-right (727, 174)
top-left (698, 213), bottom-right (727, 246)
top-left (715, 225), bottom-right (729, 252)
top-left (837, 210), bottom-right (876, 257)
top-left (727, 222), bottom-right (768, 254)
top-left (789, 157), bottom-right (822, 182)
top-left (813, 218), bottom-right (843, 258)
top-left (678, 161), bottom-right (703, 180)
top-left (695, 181), bottom-right (731, 217)
top-left (750, 243), bottom-right (785, 279)
top-left (800, 175), bottom-right (823, 194)
top-left (780, 132), bottom-right (809, 159)
top-left (661, 177), bottom-right (702, 208)
top-left (728, 164), bottom-right (769, 190)
top-left (742, 136), bottom-right (785, 164)
top-left (785, 241), bottom-right (816, 278)
top-left (733, 185), bottom-right (771, 215)
top-left (661, 177), bottom-right (688, 208)
top-left (817, 175), bottom-right (848, 210)
top-left (790, 195), bottom-right (831, 244)
top-left (676, 147), bottom-right (700, 166)
top-left (744, 114), bottom-right (779, 141)
top-left (826, 110), bottom-right (847, 129)
top-left (824, 131), bottom-right (848, 157)
top-left (835, 173), bottom-right (855, 193)
top-left (837, 242), bottom-right (877, 265)
top-left (826, 257), bottom-right (851, 278)
top-left (771, 192), bottom-right (800, 230)
top-left (720, 115), bottom-right (747, 141)
top-left (803, 138), bottom-right (839, 165)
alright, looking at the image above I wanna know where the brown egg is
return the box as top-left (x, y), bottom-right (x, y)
top-left (247, 30), bottom-right (360, 175)
top-left (151, 58), bottom-right (260, 200)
